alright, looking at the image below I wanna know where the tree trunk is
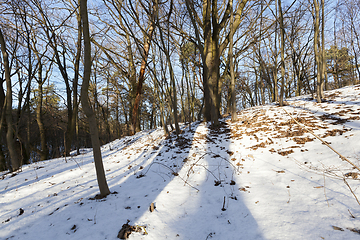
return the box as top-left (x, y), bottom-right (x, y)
top-left (273, 0), bottom-right (279, 103)
top-left (126, 33), bottom-right (137, 134)
top-left (320, 0), bottom-right (326, 97)
top-left (229, 0), bottom-right (237, 121)
top-left (131, 2), bottom-right (157, 135)
top-left (156, 12), bottom-right (180, 135)
top-left (0, 28), bottom-right (20, 171)
top-left (313, 0), bottom-right (322, 103)
top-left (185, 0), bottom-right (248, 126)
top-left (80, 0), bottom-right (110, 198)
top-left (0, 79), bottom-right (5, 170)
top-left (65, 5), bottom-right (82, 156)
top-left (36, 68), bottom-right (48, 161)
top-left (279, 0), bottom-right (285, 106)
top-left (0, 146), bottom-right (6, 171)
top-left (203, 0), bottom-right (217, 126)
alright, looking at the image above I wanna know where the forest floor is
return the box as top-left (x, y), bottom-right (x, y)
top-left (2, 85), bottom-right (360, 240)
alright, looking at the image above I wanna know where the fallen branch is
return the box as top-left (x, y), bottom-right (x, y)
top-left (344, 178), bottom-right (360, 205)
top-left (282, 108), bottom-right (360, 172)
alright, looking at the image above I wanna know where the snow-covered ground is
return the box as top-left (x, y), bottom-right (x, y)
top-left (2, 85), bottom-right (360, 240)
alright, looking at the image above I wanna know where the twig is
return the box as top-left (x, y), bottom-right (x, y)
top-left (142, 162), bottom-right (199, 191)
top-left (186, 153), bottom-right (207, 181)
top-left (324, 173), bottom-right (329, 207)
top-left (94, 209), bottom-right (97, 224)
top-left (348, 209), bottom-right (356, 218)
top-left (343, 178), bottom-right (360, 205)
top-left (282, 108), bottom-right (360, 172)
top-left (221, 196), bottom-right (226, 211)
top-left (71, 157), bottom-right (82, 170)
top-left (195, 164), bottom-right (220, 182)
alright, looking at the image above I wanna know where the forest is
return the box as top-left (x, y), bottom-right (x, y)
top-left (0, 0), bottom-right (359, 174)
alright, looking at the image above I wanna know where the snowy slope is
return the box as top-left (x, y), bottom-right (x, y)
top-left (1, 85), bottom-right (360, 240)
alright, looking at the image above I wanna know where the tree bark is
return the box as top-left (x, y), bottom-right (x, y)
top-left (203, 0), bottom-right (220, 126)
top-left (80, 0), bottom-right (110, 197)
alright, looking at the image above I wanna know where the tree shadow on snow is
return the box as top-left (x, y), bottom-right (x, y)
top-left (130, 120), bottom-right (265, 240)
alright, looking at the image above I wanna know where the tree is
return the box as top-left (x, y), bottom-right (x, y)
top-left (326, 45), bottom-right (354, 88)
top-left (0, 28), bottom-right (20, 171)
top-left (312, 0), bottom-right (323, 103)
top-left (338, 0), bottom-right (360, 84)
top-left (34, 54), bottom-right (52, 161)
top-left (80, 0), bottom-right (110, 197)
top-left (229, 0), bottom-right (238, 121)
top-left (278, 0), bottom-right (285, 106)
top-left (154, 0), bottom-right (181, 135)
top-left (185, 0), bottom-right (249, 127)
top-left (30, 0), bottom-right (81, 156)
top-left (127, 0), bottom-right (158, 134)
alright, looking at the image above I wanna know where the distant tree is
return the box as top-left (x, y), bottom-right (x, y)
top-left (338, 0), bottom-right (360, 83)
top-left (29, 0), bottom-right (81, 156)
top-left (326, 45), bottom-right (355, 88)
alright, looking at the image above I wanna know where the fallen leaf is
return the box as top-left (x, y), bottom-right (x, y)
top-left (332, 226), bottom-right (344, 231)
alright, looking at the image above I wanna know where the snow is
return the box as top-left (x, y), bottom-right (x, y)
top-left (2, 85), bottom-right (360, 240)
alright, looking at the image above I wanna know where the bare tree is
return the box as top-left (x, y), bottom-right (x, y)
top-left (229, 0), bottom-right (238, 121)
top-left (312, 0), bottom-right (323, 103)
top-left (278, 0), bottom-right (285, 106)
top-left (0, 28), bottom-right (20, 171)
top-left (80, 0), bottom-right (110, 197)
top-left (185, 0), bottom-right (249, 127)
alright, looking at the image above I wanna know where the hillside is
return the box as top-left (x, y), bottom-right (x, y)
top-left (1, 85), bottom-right (360, 240)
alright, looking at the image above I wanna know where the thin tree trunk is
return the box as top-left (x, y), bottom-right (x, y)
top-left (35, 67), bottom-right (48, 161)
top-left (126, 33), bottom-right (136, 133)
top-left (229, 0), bottom-right (237, 121)
top-left (0, 79), bottom-right (6, 170)
top-left (273, 0), bottom-right (279, 103)
top-left (80, 0), bottom-right (110, 198)
top-left (320, 0), bottom-right (326, 97)
top-left (314, 0), bottom-right (322, 103)
top-left (156, 12), bottom-right (180, 135)
top-left (279, 0), bottom-right (285, 106)
top-left (65, 4), bottom-right (82, 156)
